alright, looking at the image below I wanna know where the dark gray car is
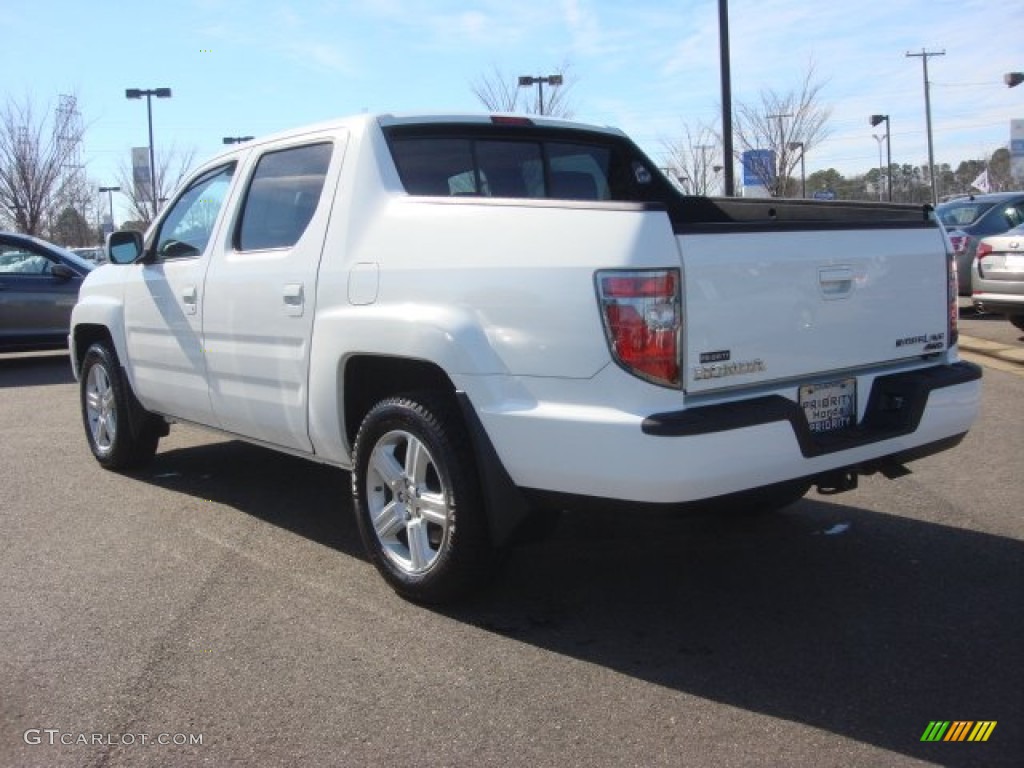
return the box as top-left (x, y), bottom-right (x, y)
top-left (972, 223), bottom-right (1024, 332)
top-left (936, 192), bottom-right (1024, 295)
top-left (0, 232), bottom-right (95, 352)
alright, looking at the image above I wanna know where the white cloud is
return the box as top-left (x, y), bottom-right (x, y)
top-left (561, 0), bottom-right (605, 56)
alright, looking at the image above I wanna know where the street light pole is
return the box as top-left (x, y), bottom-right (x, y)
top-left (870, 114), bottom-right (892, 201)
top-left (99, 186), bottom-right (120, 231)
top-left (872, 134), bottom-right (887, 201)
top-left (125, 87), bottom-right (172, 219)
top-left (905, 50), bottom-right (945, 204)
top-left (718, 0), bottom-right (735, 196)
top-left (518, 75), bottom-right (562, 115)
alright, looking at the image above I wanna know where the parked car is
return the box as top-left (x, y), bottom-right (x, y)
top-left (0, 232), bottom-right (95, 352)
top-left (71, 246), bottom-right (106, 264)
top-left (972, 223), bottom-right (1024, 331)
top-left (936, 192), bottom-right (1024, 295)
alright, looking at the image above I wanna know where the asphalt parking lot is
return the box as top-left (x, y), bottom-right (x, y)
top-left (1, 346), bottom-right (1021, 767)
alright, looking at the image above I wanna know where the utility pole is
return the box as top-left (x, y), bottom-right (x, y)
top-left (766, 112), bottom-right (792, 195)
top-left (787, 142), bottom-right (806, 198)
top-left (906, 49), bottom-right (945, 204)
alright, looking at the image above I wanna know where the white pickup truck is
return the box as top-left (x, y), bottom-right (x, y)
top-left (71, 113), bottom-right (981, 602)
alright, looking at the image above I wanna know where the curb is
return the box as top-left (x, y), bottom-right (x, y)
top-left (958, 334), bottom-right (1024, 367)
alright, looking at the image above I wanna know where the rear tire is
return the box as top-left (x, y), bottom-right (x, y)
top-left (352, 393), bottom-right (492, 604)
top-left (80, 342), bottom-right (160, 470)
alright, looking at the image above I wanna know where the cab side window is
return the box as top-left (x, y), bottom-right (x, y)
top-left (236, 143), bottom-right (333, 251)
top-left (153, 163), bottom-right (236, 261)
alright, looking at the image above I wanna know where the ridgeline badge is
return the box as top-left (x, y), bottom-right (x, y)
top-left (693, 358), bottom-right (765, 381)
top-left (896, 331), bottom-right (945, 351)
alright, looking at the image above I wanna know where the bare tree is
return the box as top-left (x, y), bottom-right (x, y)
top-left (471, 63), bottom-right (577, 118)
top-left (662, 123), bottom-right (723, 195)
top-left (0, 96), bottom-right (85, 235)
top-left (115, 146), bottom-right (197, 225)
top-left (471, 65), bottom-right (521, 113)
top-left (733, 66), bottom-right (832, 197)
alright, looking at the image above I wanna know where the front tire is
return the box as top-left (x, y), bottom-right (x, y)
top-left (80, 342), bottom-right (160, 470)
top-left (352, 394), bottom-right (492, 604)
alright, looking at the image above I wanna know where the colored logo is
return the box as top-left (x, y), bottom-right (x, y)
top-left (920, 721), bottom-right (997, 742)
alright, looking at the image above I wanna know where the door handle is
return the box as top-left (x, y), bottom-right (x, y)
top-left (283, 283), bottom-right (304, 317)
top-left (182, 285), bottom-right (198, 315)
top-left (818, 267), bottom-right (854, 299)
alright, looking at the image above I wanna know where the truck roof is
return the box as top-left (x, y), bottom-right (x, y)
top-left (206, 113), bottom-right (626, 163)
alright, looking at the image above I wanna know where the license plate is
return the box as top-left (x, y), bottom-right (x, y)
top-left (799, 378), bottom-right (856, 434)
top-left (1004, 253), bottom-right (1024, 272)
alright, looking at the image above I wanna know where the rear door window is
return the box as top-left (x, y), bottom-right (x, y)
top-left (236, 142), bottom-right (333, 251)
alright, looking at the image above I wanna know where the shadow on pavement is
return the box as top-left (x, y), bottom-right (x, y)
top-left (0, 352), bottom-right (74, 388)
top-left (140, 439), bottom-right (363, 560)
top-left (452, 501), bottom-right (1023, 767)
top-left (133, 439), bottom-right (1022, 766)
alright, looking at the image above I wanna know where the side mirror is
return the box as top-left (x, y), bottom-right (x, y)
top-left (107, 230), bottom-right (144, 264)
top-left (50, 263), bottom-right (75, 281)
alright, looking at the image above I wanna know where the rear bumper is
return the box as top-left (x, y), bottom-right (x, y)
top-left (476, 362), bottom-right (982, 505)
top-left (643, 362), bottom-right (981, 456)
top-left (972, 290), bottom-right (1024, 317)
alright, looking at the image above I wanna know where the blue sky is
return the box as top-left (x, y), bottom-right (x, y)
top-left (2, 0), bottom-right (1021, 218)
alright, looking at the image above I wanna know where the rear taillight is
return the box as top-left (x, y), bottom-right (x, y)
top-left (974, 241), bottom-right (993, 279)
top-left (596, 269), bottom-right (681, 387)
top-left (947, 232), bottom-right (970, 255)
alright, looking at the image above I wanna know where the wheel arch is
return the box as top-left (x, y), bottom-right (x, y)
top-left (70, 295), bottom-right (129, 382)
top-left (72, 324), bottom-right (117, 379)
top-left (341, 354), bottom-right (533, 547)
top-left (342, 354), bottom-right (455, 449)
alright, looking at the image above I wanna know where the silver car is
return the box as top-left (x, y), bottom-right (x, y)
top-left (972, 223), bottom-right (1024, 332)
top-left (937, 192), bottom-right (1024, 295)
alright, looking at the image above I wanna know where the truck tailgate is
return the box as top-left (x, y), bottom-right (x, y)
top-left (679, 225), bottom-right (950, 394)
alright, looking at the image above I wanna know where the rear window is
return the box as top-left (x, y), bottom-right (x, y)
top-left (937, 201), bottom-right (993, 228)
top-left (386, 125), bottom-right (667, 204)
